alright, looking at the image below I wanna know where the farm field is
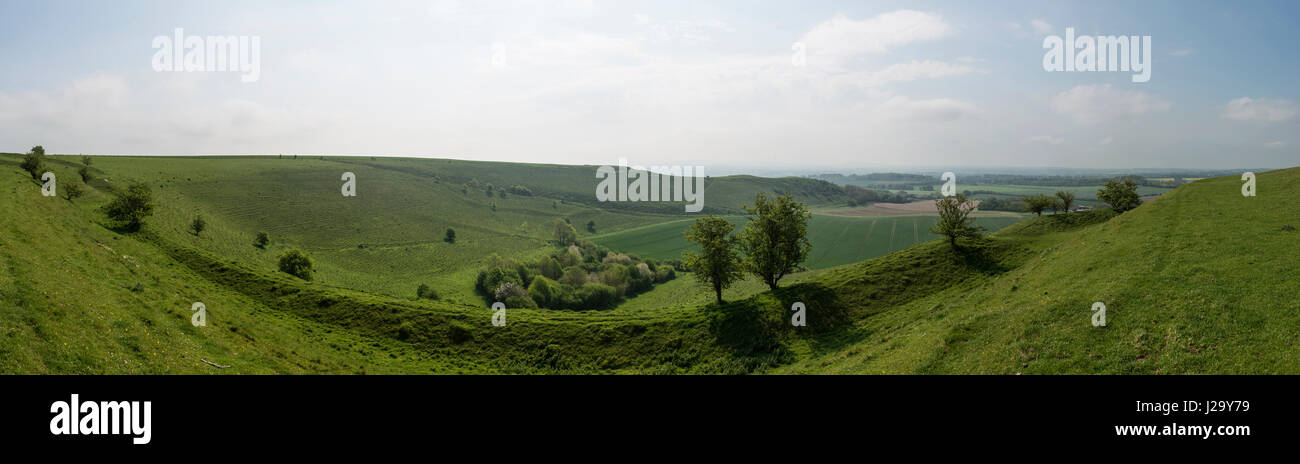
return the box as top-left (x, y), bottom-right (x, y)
top-left (593, 213), bottom-right (1025, 269)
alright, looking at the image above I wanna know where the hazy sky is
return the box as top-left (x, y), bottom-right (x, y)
top-left (1, 0), bottom-right (1297, 170)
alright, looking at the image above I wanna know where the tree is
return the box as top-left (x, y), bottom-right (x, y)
top-left (81, 155), bottom-right (92, 166)
top-left (1097, 179), bottom-right (1142, 213)
top-left (553, 219), bottom-right (578, 245)
top-left (102, 182), bottom-right (155, 230)
top-left (20, 146), bottom-right (44, 180)
top-left (738, 193), bottom-right (812, 291)
top-left (278, 249), bottom-right (314, 280)
top-left (444, 228), bottom-right (456, 243)
top-left (930, 194), bottom-right (982, 248)
top-left (683, 216), bottom-right (743, 304)
top-left (64, 181), bottom-right (84, 201)
top-left (416, 284), bottom-right (439, 300)
top-left (190, 215), bottom-right (207, 236)
top-left (1055, 191), bottom-right (1075, 214)
top-left (255, 231), bottom-right (270, 248)
top-left (1024, 195), bottom-right (1055, 217)
top-left (78, 165), bottom-right (92, 183)
top-left (586, 220), bottom-right (596, 233)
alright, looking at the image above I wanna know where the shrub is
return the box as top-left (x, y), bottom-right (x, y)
top-left (476, 267), bottom-right (522, 297)
top-left (494, 281), bottom-right (528, 302)
top-left (505, 295), bottom-right (538, 309)
top-left (63, 182), bottom-right (84, 201)
top-left (19, 146), bottom-right (44, 180)
top-left (255, 231), bottom-right (270, 248)
top-left (190, 215), bottom-right (206, 236)
top-left (102, 182), bottom-right (155, 230)
top-left (538, 256), bottom-right (563, 280)
top-left (278, 249), bottom-right (314, 280)
top-left (527, 276), bottom-right (558, 307)
top-left (561, 267), bottom-right (588, 287)
top-left (416, 284), bottom-right (439, 300)
top-left (78, 165), bottom-right (92, 183)
top-left (576, 284), bottom-right (618, 309)
top-left (444, 228), bottom-right (456, 243)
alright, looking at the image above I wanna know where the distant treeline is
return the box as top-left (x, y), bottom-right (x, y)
top-left (844, 185), bottom-right (915, 206)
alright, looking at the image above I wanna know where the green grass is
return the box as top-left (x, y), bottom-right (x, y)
top-left (593, 213), bottom-right (1024, 269)
top-left (2, 152), bottom-right (1296, 374)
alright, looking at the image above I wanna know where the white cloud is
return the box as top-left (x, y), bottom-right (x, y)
top-left (1030, 19), bottom-right (1053, 35)
top-left (799, 10), bottom-right (951, 67)
top-left (1221, 97), bottom-right (1297, 122)
top-left (1051, 84), bottom-right (1171, 124)
top-left (1024, 135), bottom-right (1064, 145)
top-left (879, 96), bottom-right (980, 122)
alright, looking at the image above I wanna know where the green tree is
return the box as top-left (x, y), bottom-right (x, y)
top-left (63, 181), bottom-right (84, 201)
top-left (19, 146), bottom-right (44, 180)
top-left (738, 193), bottom-right (812, 290)
top-left (278, 249), bottom-right (314, 280)
top-left (444, 228), bottom-right (456, 243)
top-left (1024, 195), bottom-right (1055, 217)
top-left (1097, 179), bottom-right (1142, 213)
top-left (81, 155), bottom-right (92, 166)
top-left (255, 231), bottom-right (270, 248)
top-left (553, 219), bottom-right (578, 245)
top-left (683, 216), bottom-right (743, 304)
top-left (190, 215), bottom-right (206, 236)
top-left (1055, 190), bottom-right (1075, 214)
top-left (102, 182), bottom-right (155, 230)
top-left (930, 194), bottom-right (982, 248)
top-left (586, 220), bottom-right (596, 233)
top-left (78, 165), bottom-right (92, 183)
top-left (416, 284), bottom-right (439, 300)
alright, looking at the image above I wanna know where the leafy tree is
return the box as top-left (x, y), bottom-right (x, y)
top-left (553, 219), bottom-right (578, 245)
top-left (102, 182), bottom-right (155, 230)
top-left (81, 155), bottom-right (92, 166)
top-left (538, 255), bottom-right (563, 280)
top-left (255, 231), bottom-right (270, 248)
top-left (1023, 195), bottom-right (1055, 217)
top-left (586, 220), bottom-right (596, 233)
top-left (416, 284), bottom-right (439, 300)
top-left (63, 181), bottom-right (84, 201)
top-left (738, 193), bottom-right (812, 290)
top-left (683, 216), bottom-right (743, 304)
top-left (930, 194), bottom-right (982, 248)
top-left (1097, 179), bottom-right (1142, 213)
top-left (20, 146), bottom-right (44, 179)
top-left (1055, 191), bottom-right (1075, 214)
top-left (444, 228), bottom-right (456, 243)
top-left (278, 249), bottom-right (314, 280)
top-left (190, 215), bottom-right (206, 236)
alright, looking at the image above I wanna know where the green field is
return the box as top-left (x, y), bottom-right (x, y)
top-left (593, 214), bottom-right (1025, 269)
top-left (2, 152), bottom-right (1297, 374)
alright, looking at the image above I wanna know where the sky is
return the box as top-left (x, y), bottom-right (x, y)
top-left (0, 0), bottom-right (1297, 170)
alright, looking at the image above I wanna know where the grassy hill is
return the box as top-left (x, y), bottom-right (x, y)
top-left (2, 152), bottom-right (1295, 374)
